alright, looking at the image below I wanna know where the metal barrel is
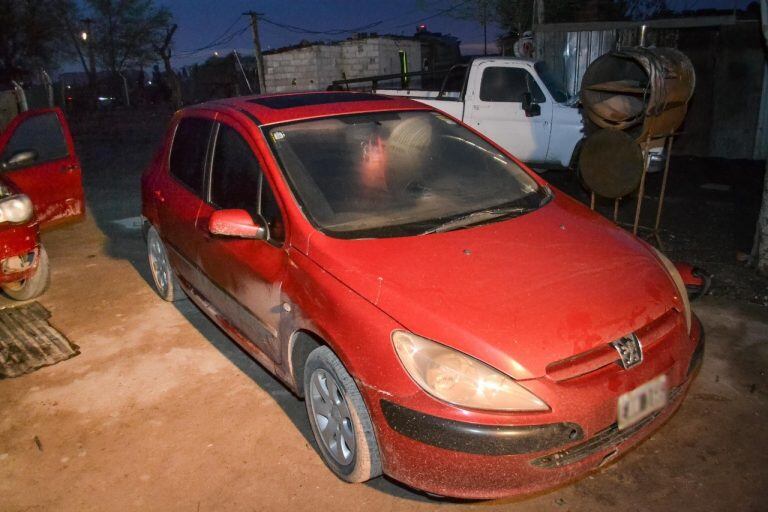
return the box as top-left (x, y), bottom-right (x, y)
top-left (580, 47), bottom-right (695, 142)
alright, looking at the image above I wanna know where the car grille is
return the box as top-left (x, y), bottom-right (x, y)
top-left (530, 385), bottom-right (684, 469)
top-left (545, 309), bottom-right (680, 382)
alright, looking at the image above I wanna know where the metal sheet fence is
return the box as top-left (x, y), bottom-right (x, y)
top-left (535, 29), bottom-right (637, 99)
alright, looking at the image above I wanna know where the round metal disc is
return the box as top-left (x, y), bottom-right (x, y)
top-left (578, 129), bottom-right (644, 199)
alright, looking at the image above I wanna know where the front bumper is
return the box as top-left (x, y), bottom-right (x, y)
top-left (381, 400), bottom-right (583, 456)
top-left (0, 225), bottom-right (40, 285)
top-left (367, 314), bottom-right (704, 499)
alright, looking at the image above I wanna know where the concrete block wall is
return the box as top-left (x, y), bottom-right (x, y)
top-left (264, 37), bottom-right (422, 93)
top-left (265, 46), bottom-right (343, 92)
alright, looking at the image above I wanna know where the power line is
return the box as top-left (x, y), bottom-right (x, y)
top-left (383, 0), bottom-right (473, 30)
top-left (260, 17), bottom-right (383, 36)
top-left (176, 0), bottom-right (473, 59)
top-left (178, 17), bottom-right (250, 56)
top-left (260, 0), bottom-right (471, 37)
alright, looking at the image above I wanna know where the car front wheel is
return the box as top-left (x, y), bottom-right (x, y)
top-left (2, 244), bottom-right (50, 301)
top-left (304, 346), bottom-right (382, 483)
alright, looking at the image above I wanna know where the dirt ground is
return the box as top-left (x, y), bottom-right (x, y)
top-left (0, 110), bottom-right (767, 511)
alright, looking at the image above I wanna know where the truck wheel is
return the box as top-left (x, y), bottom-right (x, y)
top-left (304, 346), bottom-right (382, 483)
top-left (2, 244), bottom-right (50, 301)
top-left (147, 226), bottom-right (185, 302)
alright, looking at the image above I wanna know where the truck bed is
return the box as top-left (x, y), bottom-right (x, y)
top-left (373, 88), bottom-right (461, 100)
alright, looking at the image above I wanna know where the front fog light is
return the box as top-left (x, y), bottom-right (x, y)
top-left (0, 194), bottom-right (33, 224)
top-left (392, 330), bottom-right (549, 411)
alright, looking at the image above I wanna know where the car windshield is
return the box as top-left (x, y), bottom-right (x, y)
top-left (534, 61), bottom-right (569, 103)
top-left (266, 110), bottom-right (546, 238)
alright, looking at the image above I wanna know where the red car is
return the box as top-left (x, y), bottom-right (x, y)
top-left (0, 107), bottom-right (85, 300)
top-left (141, 92), bottom-right (703, 499)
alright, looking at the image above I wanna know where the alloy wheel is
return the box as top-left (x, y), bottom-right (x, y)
top-left (308, 368), bottom-right (357, 465)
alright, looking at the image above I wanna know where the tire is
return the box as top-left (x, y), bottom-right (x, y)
top-left (2, 244), bottom-right (50, 301)
top-left (146, 226), bottom-right (185, 302)
top-left (304, 346), bottom-right (382, 483)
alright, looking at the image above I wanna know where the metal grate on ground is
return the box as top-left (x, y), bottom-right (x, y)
top-left (0, 302), bottom-right (79, 379)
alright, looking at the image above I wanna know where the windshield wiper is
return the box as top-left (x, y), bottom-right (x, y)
top-left (421, 205), bottom-right (534, 235)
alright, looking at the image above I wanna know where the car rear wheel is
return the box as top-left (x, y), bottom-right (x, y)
top-left (2, 244), bottom-right (50, 301)
top-left (147, 226), bottom-right (185, 302)
top-left (304, 346), bottom-right (382, 483)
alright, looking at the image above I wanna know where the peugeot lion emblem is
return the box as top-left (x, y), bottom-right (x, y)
top-left (612, 334), bottom-right (643, 369)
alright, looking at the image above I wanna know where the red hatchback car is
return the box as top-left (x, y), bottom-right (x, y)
top-left (0, 107), bottom-right (85, 300)
top-left (141, 92), bottom-right (703, 499)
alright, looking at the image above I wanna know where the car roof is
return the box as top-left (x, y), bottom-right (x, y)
top-left (196, 91), bottom-right (431, 126)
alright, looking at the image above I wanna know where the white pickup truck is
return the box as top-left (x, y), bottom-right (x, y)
top-left (372, 57), bottom-right (584, 169)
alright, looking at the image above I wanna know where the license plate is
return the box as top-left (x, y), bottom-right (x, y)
top-left (617, 374), bottom-right (668, 430)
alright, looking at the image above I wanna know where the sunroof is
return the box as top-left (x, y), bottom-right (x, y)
top-left (249, 92), bottom-right (390, 109)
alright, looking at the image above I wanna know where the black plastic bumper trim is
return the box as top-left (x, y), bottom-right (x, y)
top-left (531, 385), bottom-right (684, 469)
top-left (380, 399), bottom-right (583, 456)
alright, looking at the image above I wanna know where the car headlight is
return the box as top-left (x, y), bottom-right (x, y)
top-left (392, 330), bottom-right (549, 411)
top-left (0, 194), bottom-right (33, 224)
top-left (651, 247), bottom-right (692, 334)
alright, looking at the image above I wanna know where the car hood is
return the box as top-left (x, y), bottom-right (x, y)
top-left (302, 194), bottom-right (680, 379)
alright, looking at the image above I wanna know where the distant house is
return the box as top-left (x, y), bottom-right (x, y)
top-left (263, 32), bottom-right (461, 93)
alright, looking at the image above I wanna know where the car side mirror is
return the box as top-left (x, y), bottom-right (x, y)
top-left (208, 209), bottom-right (267, 240)
top-left (521, 92), bottom-right (541, 118)
top-left (1, 149), bottom-right (38, 170)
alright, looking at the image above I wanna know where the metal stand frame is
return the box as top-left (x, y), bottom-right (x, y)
top-left (590, 135), bottom-right (674, 248)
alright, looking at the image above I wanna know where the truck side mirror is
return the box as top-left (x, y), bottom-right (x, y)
top-left (521, 92), bottom-right (541, 117)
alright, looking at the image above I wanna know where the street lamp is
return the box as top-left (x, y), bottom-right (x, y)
top-left (80, 31), bottom-right (88, 41)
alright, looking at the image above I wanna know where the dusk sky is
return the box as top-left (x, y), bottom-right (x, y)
top-left (163, 0), bottom-right (754, 67)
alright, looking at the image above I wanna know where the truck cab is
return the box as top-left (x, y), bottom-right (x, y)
top-left (374, 57), bottom-right (584, 169)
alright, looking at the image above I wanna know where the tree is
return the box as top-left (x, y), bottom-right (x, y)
top-left (61, 0), bottom-right (170, 81)
top-left (153, 23), bottom-right (182, 110)
top-left (756, 0), bottom-right (768, 275)
top-left (623, 0), bottom-right (666, 20)
top-left (441, 0), bottom-right (495, 54)
top-left (89, 0), bottom-right (170, 75)
top-left (494, 0), bottom-right (630, 33)
top-left (0, 0), bottom-right (76, 83)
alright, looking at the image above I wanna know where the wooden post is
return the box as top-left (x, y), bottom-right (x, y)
top-left (633, 135), bottom-right (653, 235)
top-left (654, 136), bottom-right (674, 233)
top-left (245, 11), bottom-right (267, 94)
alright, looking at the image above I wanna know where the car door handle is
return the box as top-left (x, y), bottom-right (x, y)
top-left (62, 164), bottom-right (79, 173)
top-left (153, 190), bottom-right (165, 203)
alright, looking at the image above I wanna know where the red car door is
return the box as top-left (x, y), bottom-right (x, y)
top-left (0, 108), bottom-right (84, 228)
top-left (155, 113), bottom-right (215, 282)
top-left (194, 118), bottom-right (289, 363)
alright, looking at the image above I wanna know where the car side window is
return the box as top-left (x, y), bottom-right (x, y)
top-left (169, 117), bottom-right (212, 196)
top-left (479, 67), bottom-right (545, 103)
top-left (210, 123), bottom-right (284, 244)
top-left (1, 112), bottom-right (68, 170)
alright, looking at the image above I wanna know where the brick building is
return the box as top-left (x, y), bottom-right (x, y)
top-left (263, 35), bottom-right (424, 93)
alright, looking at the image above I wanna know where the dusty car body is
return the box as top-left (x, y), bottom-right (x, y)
top-left (141, 92), bottom-right (703, 499)
top-left (0, 107), bottom-right (85, 299)
top-left (0, 176), bottom-right (41, 292)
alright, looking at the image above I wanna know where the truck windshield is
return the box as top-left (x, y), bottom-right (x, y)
top-left (534, 62), bottom-right (569, 103)
top-left (266, 111), bottom-right (546, 238)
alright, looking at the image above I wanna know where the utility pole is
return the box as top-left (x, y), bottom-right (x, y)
top-left (482, 1), bottom-right (487, 56)
top-left (244, 11), bottom-right (267, 94)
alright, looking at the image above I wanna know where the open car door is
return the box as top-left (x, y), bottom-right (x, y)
top-left (0, 108), bottom-right (84, 228)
